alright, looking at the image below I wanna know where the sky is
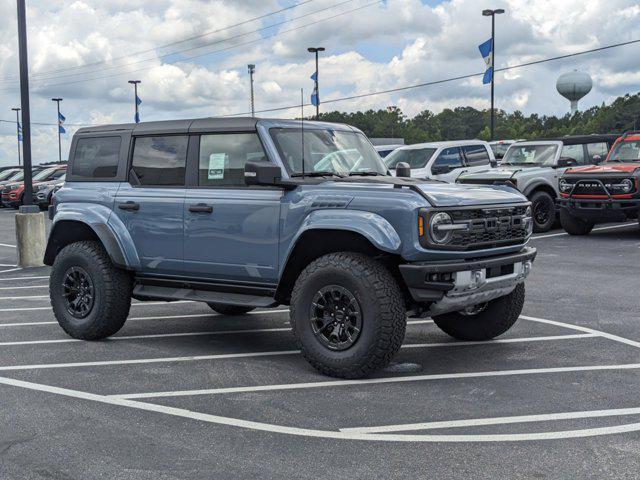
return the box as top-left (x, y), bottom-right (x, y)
top-left (0, 0), bottom-right (639, 165)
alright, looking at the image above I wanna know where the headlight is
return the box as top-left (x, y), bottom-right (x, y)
top-left (524, 205), bottom-right (533, 237)
top-left (429, 212), bottom-right (454, 244)
top-left (559, 178), bottom-right (572, 193)
top-left (620, 178), bottom-right (633, 193)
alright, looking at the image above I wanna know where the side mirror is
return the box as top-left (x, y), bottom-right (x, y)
top-left (431, 164), bottom-right (452, 175)
top-left (490, 159), bottom-right (498, 168)
top-left (395, 162), bottom-right (411, 178)
top-left (592, 154), bottom-right (602, 165)
top-left (557, 157), bottom-right (578, 168)
top-left (244, 161), bottom-right (283, 186)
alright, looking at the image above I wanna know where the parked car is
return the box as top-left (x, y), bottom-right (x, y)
top-left (558, 132), bottom-right (640, 234)
top-left (374, 144), bottom-right (403, 158)
top-left (2, 165), bottom-right (66, 208)
top-left (34, 174), bottom-right (66, 210)
top-left (45, 118), bottom-right (536, 379)
top-left (456, 135), bottom-right (618, 232)
top-left (384, 140), bottom-right (497, 182)
top-left (0, 167), bottom-right (22, 182)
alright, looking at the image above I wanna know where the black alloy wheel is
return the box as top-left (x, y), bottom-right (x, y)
top-left (62, 266), bottom-right (95, 319)
top-left (310, 285), bottom-right (362, 351)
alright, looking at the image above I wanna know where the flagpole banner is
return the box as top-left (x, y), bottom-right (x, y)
top-left (310, 71), bottom-right (319, 106)
top-left (58, 112), bottom-right (66, 134)
top-left (478, 38), bottom-right (493, 85)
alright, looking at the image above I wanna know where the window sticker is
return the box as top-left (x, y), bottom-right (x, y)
top-left (208, 153), bottom-right (227, 179)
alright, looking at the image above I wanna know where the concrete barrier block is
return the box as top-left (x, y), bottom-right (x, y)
top-left (15, 211), bottom-right (46, 267)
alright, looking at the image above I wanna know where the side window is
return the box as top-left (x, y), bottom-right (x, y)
top-left (131, 136), bottom-right (188, 186)
top-left (198, 133), bottom-right (267, 186)
top-left (72, 137), bottom-right (121, 178)
top-left (432, 147), bottom-right (463, 170)
top-left (462, 145), bottom-right (491, 166)
top-left (586, 142), bottom-right (608, 163)
top-left (560, 144), bottom-right (585, 165)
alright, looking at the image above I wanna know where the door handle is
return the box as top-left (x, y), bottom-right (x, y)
top-left (188, 203), bottom-right (213, 213)
top-left (118, 201), bottom-right (139, 211)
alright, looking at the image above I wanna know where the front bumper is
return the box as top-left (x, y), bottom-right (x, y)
top-left (558, 196), bottom-right (640, 222)
top-left (400, 247), bottom-right (536, 315)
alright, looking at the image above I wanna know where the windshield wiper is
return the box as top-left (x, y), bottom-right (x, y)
top-left (290, 171), bottom-right (345, 178)
top-left (348, 171), bottom-right (385, 176)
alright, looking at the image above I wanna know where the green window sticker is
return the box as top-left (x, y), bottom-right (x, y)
top-left (208, 153), bottom-right (227, 180)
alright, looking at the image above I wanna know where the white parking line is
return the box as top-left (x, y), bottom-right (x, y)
top-left (0, 243), bottom-right (16, 248)
top-left (111, 361), bottom-right (640, 400)
top-left (531, 222), bottom-right (636, 240)
top-left (341, 406), bottom-right (640, 434)
top-left (0, 267), bottom-right (22, 274)
top-left (0, 294), bottom-right (49, 300)
top-left (0, 275), bottom-right (49, 282)
top-left (0, 285), bottom-right (47, 290)
top-left (0, 300), bottom-right (195, 313)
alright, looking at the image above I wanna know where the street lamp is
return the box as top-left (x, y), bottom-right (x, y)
top-left (11, 107), bottom-right (21, 166)
top-left (307, 47), bottom-right (325, 119)
top-left (128, 80), bottom-right (141, 123)
top-left (482, 8), bottom-right (505, 141)
top-left (52, 98), bottom-right (63, 163)
top-left (247, 64), bottom-right (256, 117)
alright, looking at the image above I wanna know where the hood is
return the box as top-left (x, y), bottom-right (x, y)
top-left (457, 165), bottom-right (546, 181)
top-left (415, 182), bottom-right (527, 207)
top-left (566, 163), bottom-right (640, 175)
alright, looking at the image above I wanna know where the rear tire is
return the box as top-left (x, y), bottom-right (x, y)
top-left (207, 303), bottom-right (255, 315)
top-left (530, 191), bottom-right (556, 232)
top-left (290, 252), bottom-right (406, 379)
top-left (432, 283), bottom-right (525, 341)
top-left (50, 241), bottom-right (132, 340)
top-left (559, 208), bottom-right (594, 235)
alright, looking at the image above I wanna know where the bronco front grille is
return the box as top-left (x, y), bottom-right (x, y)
top-left (420, 204), bottom-right (531, 251)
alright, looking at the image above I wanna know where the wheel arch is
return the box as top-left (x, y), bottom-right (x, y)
top-left (523, 182), bottom-right (557, 200)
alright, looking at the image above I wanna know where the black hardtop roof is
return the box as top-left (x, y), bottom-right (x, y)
top-left (74, 117), bottom-right (260, 135)
top-left (533, 134), bottom-right (620, 145)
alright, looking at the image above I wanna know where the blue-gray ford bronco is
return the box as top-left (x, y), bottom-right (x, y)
top-left (45, 118), bottom-right (536, 378)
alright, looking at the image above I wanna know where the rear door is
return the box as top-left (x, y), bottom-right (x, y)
top-left (183, 132), bottom-right (281, 284)
top-left (461, 144), bottom-right (494, 176)
top-left (113, 135), bottom-right (188, 276)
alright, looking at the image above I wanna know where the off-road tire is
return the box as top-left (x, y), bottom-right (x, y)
top-left (290, 252), bottom-right (406, 379)
top-left (559, 208), bottom-right (594, 235)
top-left (432, 283), bottom-right (525, 341)
top-left (50, 240), bottom-right (132, 340)
top-left (207, 303), bottom-right (255, 315)
top-left (530, 191), bottom-right (556, 232)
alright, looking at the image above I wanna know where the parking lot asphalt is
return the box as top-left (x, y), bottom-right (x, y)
top-left (0, 209), bottom-right (639, 479)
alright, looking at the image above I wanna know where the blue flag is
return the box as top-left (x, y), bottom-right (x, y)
top-left (135, 111), bottom-right (140, 124)
top-left (136, 95), bottom-right (142, 106)
top-left (58, 111), bottom-right (66, 134)
top-left (478, 38), bottom-right (493, 84)
top-left (17, 122), bottom-right (22, 142)
top-left (310, 71), bottom-right (319, 106)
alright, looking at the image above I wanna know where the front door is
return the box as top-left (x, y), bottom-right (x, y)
top-left (183, 132), bottom-right (281, 284)
top-left (430, 147), bottom-right (464, 182)
top-left (112, 135), bottom-right (188, 276)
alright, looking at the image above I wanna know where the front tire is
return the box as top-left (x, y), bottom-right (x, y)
top-left (559, 208), bottom-right (594, 235)
top-left (432, 283), bottom-right (525, 341)
top-left (207, 303), bottom-right (255, 315)
top-left (530, 191), bottom-right (556, 232)
top-left (50, 241), bottom-right (132, 340)
top-left (290, 252), bottom-right (406, 379)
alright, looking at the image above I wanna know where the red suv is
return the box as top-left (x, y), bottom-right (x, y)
top-left (558, 132), bottom-right (640, 234)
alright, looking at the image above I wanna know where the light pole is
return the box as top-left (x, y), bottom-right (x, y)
top-left (11, 107), bottom-right (21, 166)
top-left (482, 8), bottom-right (504, 141)
top-left (52, 98), bottom-right (63, 163)
top-left (247, 64), bottom-right (255, 117)
top-left (128, 80), bottom-right (141, 123)
top-left (307, 47), bottom-right (325, 119)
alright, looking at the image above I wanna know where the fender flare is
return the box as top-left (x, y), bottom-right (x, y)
top-left (522, 180), bottom-right (557, 199)
top-left (45, 204), bottom-right (141, 269)
top-left (282, 209), bottom-right (402, 270)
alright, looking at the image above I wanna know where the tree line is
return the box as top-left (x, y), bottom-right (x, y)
top-left (316, 92), bottom-right (640, 144)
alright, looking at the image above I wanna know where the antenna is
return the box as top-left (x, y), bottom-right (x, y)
top-left (300, 88), bottom-right (305, 178)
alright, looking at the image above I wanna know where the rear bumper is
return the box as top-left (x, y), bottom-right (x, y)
top-left (558, 197), bottom-right (640, 222)
top-left (399, 247), bottom-right (536, 315)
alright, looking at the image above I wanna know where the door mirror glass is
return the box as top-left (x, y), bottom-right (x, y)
top-left (557, 157), bottom-right (578, 168)
top-left (431, 164), bottom-right (452, 175)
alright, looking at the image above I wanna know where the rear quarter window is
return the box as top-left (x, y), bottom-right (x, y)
top-left (71, 137), bottom-right (121, 178)
top-left (462, 144), bottom-right (491, 166)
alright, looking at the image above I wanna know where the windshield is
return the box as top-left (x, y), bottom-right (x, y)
top-left (33, 167), bottom-right (60, 181)
top-left (270, 128), bottom-right (388, 176)
top-left (385, 148), bottom-right (437, 169)
top-left (502, 144), bottom-right (559, 166)
top-left (490, 143), bottom-right (511, 158)
top-left (0, 169), bottom-right (20, 181)
top-left (608, 140), bottom-right (640, 162)
top-left (6, 171), bottom-right (24, 182)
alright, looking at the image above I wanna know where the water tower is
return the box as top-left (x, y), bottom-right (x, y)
top-left (556, 70), bottom-right (592, 114)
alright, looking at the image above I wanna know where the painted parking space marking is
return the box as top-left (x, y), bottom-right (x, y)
top-left (110, 361), bottom-right (640, 400)
top-left (0, 275), bottom-right (49, 281)
top-left (0, 284), bottom-right (48, 290)
top-left (531, 222), bottom-right (636, 240)
top-left (0, 243), bottom-right (16, 248)
top-left (0, 300), bottom-right (195, 313)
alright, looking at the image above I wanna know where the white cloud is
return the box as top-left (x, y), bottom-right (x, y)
top-left (0, 0), bottom-right (639, 165)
